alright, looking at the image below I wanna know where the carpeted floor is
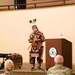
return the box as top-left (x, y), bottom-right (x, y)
top-left (0, 63), bottom-right (75, 75)
top-left (0, 63), bottom-right (46, 75)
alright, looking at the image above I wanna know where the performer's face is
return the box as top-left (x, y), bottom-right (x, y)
top-left (32, 28), bottom-right (38, 32)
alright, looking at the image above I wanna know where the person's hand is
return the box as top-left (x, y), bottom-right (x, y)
top-left (35, 50), bottom-right (39, 52)
top-left (32, 50), bottom-right (35, 52)
top-left (33, 38), bottom-right (38, 42)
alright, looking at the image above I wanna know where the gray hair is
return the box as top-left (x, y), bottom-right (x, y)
top-left (54, 55), bottom-right (64, 64)
top-left (4, 59), bottom-right (14, 71)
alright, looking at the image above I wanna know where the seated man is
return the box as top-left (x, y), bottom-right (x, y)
top-left (0, 59), bottom-right (14, 75)
top-left (47, 55), bottom-right (72, 75)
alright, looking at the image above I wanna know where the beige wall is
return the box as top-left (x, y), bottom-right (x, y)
top-left (0, 0), bottom-right (75, 9)
top-left (0, 0), bottom-right (14, 5)
top-left (0, 5), bottom-right (75, 65)
top-left (0, 0), bottom-right (14, 9)
top-left (0, 0), bottom-right (75, 5)
top-left (26, 0), bottom-right (75, 4)
top-left (26, 0), bottom-right (75, 8)
top-left (26, 0), bottom-right (64, 8)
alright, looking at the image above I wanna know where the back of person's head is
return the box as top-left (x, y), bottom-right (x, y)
top-left (4, 59), bottom-right (14, 71)
top-left (54, 55), bottom-right (64, 64)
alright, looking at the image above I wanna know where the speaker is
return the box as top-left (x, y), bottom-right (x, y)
top-left (14, 0), bottom-right (26, 9)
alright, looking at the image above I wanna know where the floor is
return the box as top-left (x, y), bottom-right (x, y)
top-left (0, 63), bottom-right (75, 75)
top-left (0, 63), bottom-right (46, 75)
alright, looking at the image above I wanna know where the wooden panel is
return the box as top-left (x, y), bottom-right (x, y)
top-left (45, 38), bottom-right (72, 70)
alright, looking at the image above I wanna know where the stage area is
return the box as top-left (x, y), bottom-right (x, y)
top-left (0, 63), bottom-right (75, 75)
top-left (0, 63), bottom-right (46, 75)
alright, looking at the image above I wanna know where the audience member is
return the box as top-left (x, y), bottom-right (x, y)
top-left (47, 55), bottom-right (72, 75)
top-left (0, 59), bottom-right (14, 75)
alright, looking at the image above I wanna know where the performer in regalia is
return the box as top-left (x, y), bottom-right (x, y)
top-left (28, 25), bottom-right (45, 69)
